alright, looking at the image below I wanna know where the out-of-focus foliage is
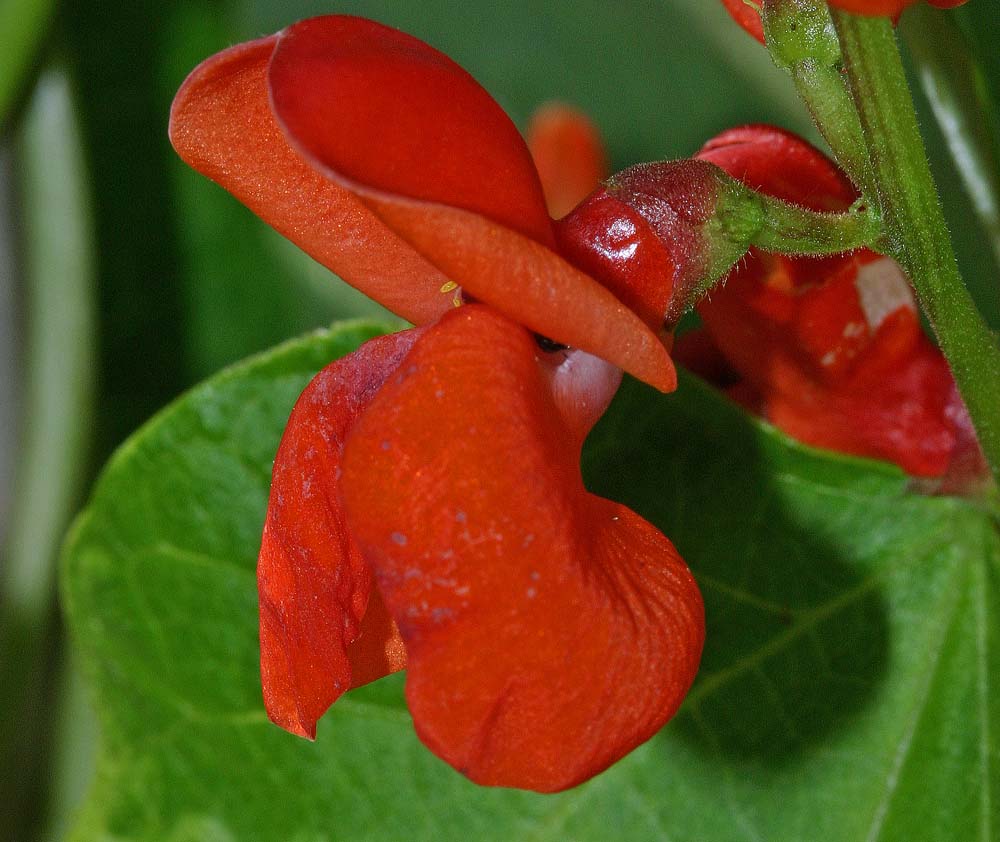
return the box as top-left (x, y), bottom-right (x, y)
top-left (0, 0), bottom-right (56, 128)
top-left (0, 64), bottom-right (95, 842)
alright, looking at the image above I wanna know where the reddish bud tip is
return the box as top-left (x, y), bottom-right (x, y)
top-left (526, 102), bottom-right (610, 220)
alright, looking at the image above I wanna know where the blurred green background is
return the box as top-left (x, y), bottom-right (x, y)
top-left (0, 1), bottom-right (997, 839)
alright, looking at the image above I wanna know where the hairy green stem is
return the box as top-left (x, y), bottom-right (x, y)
top-left (832, 10), bottom-right (1000, 486)
top-left (790, 63), bottom-right (871, 189)
top-left (751, 193), bottom-right (881, 254)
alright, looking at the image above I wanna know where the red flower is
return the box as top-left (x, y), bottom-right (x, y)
top-left (170, 15), bottom-right (705, 792)
top-left (677, 125), bottom-right (985, 490)
top-left (720, 0), bottom-right (969, 44)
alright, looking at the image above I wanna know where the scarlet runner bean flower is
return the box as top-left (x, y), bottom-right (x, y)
top-left (677, 125), bottom-right (986, 492)
top-left (720, 0), bottom-right (969, 44)
top-left (169, 14), bottom-right (713, 793)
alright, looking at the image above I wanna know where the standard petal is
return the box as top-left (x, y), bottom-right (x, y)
top-left (258, 329), bottom-right (421, 739)
top-left (262, 16), bottom-right (674, 389)
top-left (268, 15), bottom-right (554, 247)
top-left (168, 36), bottom-right (453, 326)
top-left (526, 102), bottom-right (610, 220)
top-left (340, 306), bottom-right (704, 792)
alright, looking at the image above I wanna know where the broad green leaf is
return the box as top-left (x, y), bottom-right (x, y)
top-left (63, 322), bottom-right (999, 841)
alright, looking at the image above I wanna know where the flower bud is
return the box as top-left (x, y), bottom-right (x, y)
top-left (557, 160), bottom-right (765, 328)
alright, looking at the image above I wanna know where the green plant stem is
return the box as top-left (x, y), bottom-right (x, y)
top-left (686, 172), bottom-right (883, 318)
top-left (786, 59), bottom-right (875, 197)
top-left (832, 10), bottom-right (1000, 486)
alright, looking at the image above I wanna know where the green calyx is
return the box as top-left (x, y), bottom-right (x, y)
top-left (670, 166), bottom-right (883, 319)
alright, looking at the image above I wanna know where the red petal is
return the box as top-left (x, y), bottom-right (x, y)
top-left (363, 197), bottom-right (677, 392)
top-left (261, 16), bottom-right (673, 389)
top-left (340, 305), bottom-right (704, 792)
top-left (526, 102), bottom-right (610, 220)
top-left (698, 125), bottom-right (857, 211)
top-left (693, 128), bottom-right (983, 481)
top-left (720, 0), bottom-right (766, 43)
top-left (268, 16), bottom-right (554, 247)
top-left (258, 329), bottom-right (420, 739)
top-left (168, 37), bottom-right (452, 326)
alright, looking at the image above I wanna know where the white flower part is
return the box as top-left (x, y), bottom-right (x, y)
top-left (538, 347), bottom-right (623, 445)
top-left (855, 256), bottom-right (916, 331)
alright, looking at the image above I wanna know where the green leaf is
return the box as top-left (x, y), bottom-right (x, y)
top-left (63, 323), bottom-right (998, 841)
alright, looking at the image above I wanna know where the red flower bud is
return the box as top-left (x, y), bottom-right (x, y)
top-left (557, 159), bottom-right (783, 328)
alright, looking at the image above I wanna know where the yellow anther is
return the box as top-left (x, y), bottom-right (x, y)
top-left (439, 281), bottom-right (458, 294)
